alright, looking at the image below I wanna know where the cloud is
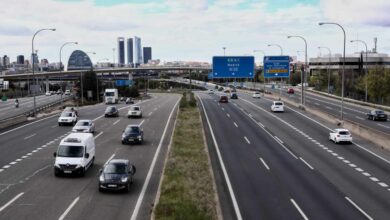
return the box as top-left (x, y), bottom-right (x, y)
top-left (0, 25), bottom-right (31, 36)
top-left (321, 0), bottom-right (390, 27)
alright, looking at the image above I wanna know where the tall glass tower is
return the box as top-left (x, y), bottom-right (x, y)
top-left (117, 37), bottom-right (125, 66)
top-left (134, 36), bottom-right (142, 67)
top-left (127, 38), bottom-right (133, 66)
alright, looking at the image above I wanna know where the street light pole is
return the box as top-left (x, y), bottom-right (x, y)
top-left (112, 48), bottom-right (116, 68)
top-left (318, 46), bottom-right (332, 94)
top-left (287, 35), bottom-right (307, 106)
top-left (319, 22), bottom-right (346, 121)
top-left (267, 44), bottom-right (283, 55)
top-left (223, 47), bottom-right (226, 56)
top-left (32, 28), bottom-right (56, 116)
top-left (59, 41), bottom-right (78, 105)
top-left (350, 40), bottom-right (368, 102)
top-left (96, 58), bottom-right (108, 103)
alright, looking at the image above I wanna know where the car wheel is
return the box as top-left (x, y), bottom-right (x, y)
top-left (54, 169), bottom-right (60, 177)
top-left (130, 176), bottom-right (134, 184)
top-left (124, 183), bottom-right (130, 193)
top-left (99, 186), bottom-right (104, 192)
top-left (128, 116), bottom-right (130, 119)
top-left (334, 138), bottom-right (338, 144)
top-left (122, 140), bottom-right (125, 145)
top-left (79, 168), bottom-right (86, 177)
top-left (58, 123), bottom-right (61, 126)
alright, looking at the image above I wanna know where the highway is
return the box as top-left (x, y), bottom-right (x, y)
top-left (0, 94), bottom-right (69, 120)
top-left (198, 88), bottom-right (390, 220)
top-left (0, 93), bottom-right (180, 220)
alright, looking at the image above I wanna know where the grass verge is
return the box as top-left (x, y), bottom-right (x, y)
top-left (154, 92), bottom-right (218, 220)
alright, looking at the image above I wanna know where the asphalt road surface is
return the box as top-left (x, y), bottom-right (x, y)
top-left (0, 93), bottom-right (180, 220)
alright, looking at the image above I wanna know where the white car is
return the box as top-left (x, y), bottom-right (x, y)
top-left (329, 129), bottom-right (352, 144)
top-left (58, 111), bottom-right (78, 126)
top-left (45, 91), bottom-right (51, 96)
top-left (64, 90), bottom-right (71, 95)
top-left (72, 120), bottom-right (95, 133)
top-left (128, 106), bottom-right (142, 118)
top-left (271, 101), bottom-right (284, 112)
top-left (208, 89), bottom-right (214, 94)
top-left (252, 92), bottom-right (261, 98)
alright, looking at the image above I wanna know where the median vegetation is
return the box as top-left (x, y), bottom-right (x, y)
top-left (154, 92), bottom-right (218, 220)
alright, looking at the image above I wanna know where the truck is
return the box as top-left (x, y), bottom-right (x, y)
top-left (104, 88), bottom-right (118, 104)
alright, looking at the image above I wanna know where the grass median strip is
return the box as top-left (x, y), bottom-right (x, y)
top-left (154, 93), bottom-right (218, 220)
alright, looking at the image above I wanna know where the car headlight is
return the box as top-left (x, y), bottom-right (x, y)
top-left (72, 129), bottom-right (77, 132)
top-left (99, 175), bottom-right (105, 182)
top-left (55, 164), bottom-right (61, 168)
top-left (137, 135), bottom-right (142, 139)
top-left (121, 176), bottom-right (128, 183)
top-left (122, 134), bottom-right (126, 139)
top-left (75, 164), bottom-right (81, 169)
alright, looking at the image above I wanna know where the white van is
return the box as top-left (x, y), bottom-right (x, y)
top-left (271, 101), bottom-right (284, 112)
top-left (54, 133), bottom-right (95, 176)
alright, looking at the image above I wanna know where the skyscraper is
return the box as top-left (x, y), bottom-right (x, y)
top-left (143, 47), bottom-right (152, 64)
top-left (134, 36), bottom-right (142, 67)
top-left (117, 37), bottom-right (125, 66)
top-left (127, 38), bottom-right (133, 66)
top-left (17, 55), bottom-right (24, 64)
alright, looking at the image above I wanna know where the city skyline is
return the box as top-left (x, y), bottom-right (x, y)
top-left (0, 0), bottom-right (389, 64)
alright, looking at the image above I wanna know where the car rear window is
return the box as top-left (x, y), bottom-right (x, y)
top-left (275, 102), bottom-right (283, 106)
top-left (339, 131), bottom-right (350, 135)
top-left (133, 107), bottom-right (140, 111)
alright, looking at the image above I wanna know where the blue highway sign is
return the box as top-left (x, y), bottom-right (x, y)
top-left (263, 56), bottom-right (290, 78)
top-left (116, 80), bottom-right (133, 87)
top-left (212, 56), bottom-right (254, 78)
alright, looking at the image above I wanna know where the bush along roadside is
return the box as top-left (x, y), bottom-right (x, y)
top-left (154, 92), bottom-right (218, 220)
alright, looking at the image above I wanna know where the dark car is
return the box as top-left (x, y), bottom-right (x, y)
top-left (98, 159), bottom-right (136, 192)
top-left (219, 95), bottom-right (228, 103)
top-left (367, 110), bottom-right (388, 121)
top-left (122, 124), bottom-right (144, 144)
top-left (230, 92), bottom-right (238, 99)
top-left (105, 106), bottom-right (119, 117)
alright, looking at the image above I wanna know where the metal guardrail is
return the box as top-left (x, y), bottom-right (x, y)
top-left (22, 95), bottom-right (74, 117)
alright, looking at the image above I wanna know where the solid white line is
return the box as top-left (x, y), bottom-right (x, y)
top-left (377, 123), bottom-right (390, 129)
top-left (355, 116), bottom-right (365, 120)
top-left (113, 119), bottom-right (120, 125)
top-left (198, 96), bottom-right (243, 220)
top-left (139, 119), bottom-right (145, 126)
top-left (0, 192), bottom-right (24, 213)
top-left (24, 133), bottom-right (36, 140)
top-left (148, 112), bottom-right (153, 116)
top-left (290, 199), bottom-right (308, 220)
top-left (274, 136), bottom-right (283, 144)
top-left (299, 157), bottom-right (314, 170)
top-left (345, 197), bottom-right (373, 220)
top-left (105, 153), bottom-right (115, 165)
top-left (94, 131), bottom-right (103, 139)
top-left (51, 125), bottom-right (57, 128)
top-left (244, 136), bottom-right (250, 144)
top-left (259, 158), bottom-right (270, 170)
top-left (59, 197), bottom-right (80, 220)
top-left (130, 98), bottom-right (180, 220)
top-left (233, 122), bottom-right (238, 127)
top-left (222, 107), bottom-right (225, 111)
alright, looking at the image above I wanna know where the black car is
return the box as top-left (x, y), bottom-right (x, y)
top-left (99, 159), bottom-right (136, 192)
top-left (122, 124), bottom-right (144, 144)
top-left (105, 106), bottom-right (119, 117)
top-left (367, 110), bottom-right (388, 121)
top-left (230, 93), bottom-right (238, 99)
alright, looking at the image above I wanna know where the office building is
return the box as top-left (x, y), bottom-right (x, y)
top-left (17, 55), bottom-right (24, 64)
top-left (134, 36), bottom-right (142, 67)
top-left (3, 55), bottom-right (10, 68)
top-left (127, 38), bottom-right (134, 66)
top-left (143, 47), bottom-right (152, 64)
top-left (117, 37), bottom-right (125, 66)
top-left (67, 50), bottom-right (93, 70)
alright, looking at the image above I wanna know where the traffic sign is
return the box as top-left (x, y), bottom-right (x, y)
top-left (212, 56), bottom-right (254, 78)
top-left (116, 80), bottom-right (133, 87)
top-left (263, 56), bottom-right (290, 78)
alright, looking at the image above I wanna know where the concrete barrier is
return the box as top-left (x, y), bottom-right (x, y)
top-left (0, 115), bottom-right (27, 130)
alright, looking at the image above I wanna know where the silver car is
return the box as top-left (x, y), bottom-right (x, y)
top-left (72, 120), bottom-right (95, 133)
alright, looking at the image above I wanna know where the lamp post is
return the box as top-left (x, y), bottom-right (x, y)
top-left (59, 41), bottom-right (78, 104)
top-left (350, 39), bottom-right (368, 102)
top-left (32, 28), bottom-right (56, 116)
top-left (318, 46), bottom-right (332, 94)
top-left (287, 35), bottom-right (307, 105)
top-left (223, 47), bottom-right (226, 56)
top-left (112, 48), bottom-right (116, 68)
top-left (319, 22), bottom-right (346, 121)
top-left (267, 44), bottom-right (283, 55)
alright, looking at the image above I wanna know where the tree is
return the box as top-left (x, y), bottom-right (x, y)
top-left (75, 70), bottom-right (100, 102)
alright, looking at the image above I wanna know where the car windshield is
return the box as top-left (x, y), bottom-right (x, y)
top-left (132, 107), bottom-right (140, 111)
top-left (61, 112), bottom-right (73, 117)
top-left (255, 92), bottom-right (260, 95)
top-left (375, 110), bottom-right (384, 114)
top-left (125, 126), bottom-right (140, 134)
top-left (57, 145), bottom-right (84, 157)
top-left (339, 131), bottom-right (350, 135)
top-left (106, 107), bottom-right (116, 112)
top-left (105, 92), bottom-right (115, 96)
top-left (76, 121), bottom-right (89, 126)
top-left (104, 163), bottom-right (127, 174)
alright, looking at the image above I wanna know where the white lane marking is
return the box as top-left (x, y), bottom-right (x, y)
top-left (148, 112), bottom-right (153, 116)
top-left (94, 132), bottom-right (103, 139)
top-left (258, 122), bottom-right (264, 128)
top-left (198, 96), bottom-right (243, 220)
top-left (0, 192), bottom-right (24, 213)
top-left (379, 182), bottom-right (388, 187)
top-left (9, 161), bottom-right (17, 165)
top-left (23, 133), bottom-right (36, 140)
top-left (59, 197), bottom-right (80, 220)
top-left (2, 165), bottom-right (10, 169)
top-left (227, 113), bottom-right (230, 118)
top-left (113, 119), bottom-right (120, 125)
top-left (51, 125), bottom-right (57, 128)
top-left (248, 114), bottom-right (253, 118)
top-left (299, 157), bottom-right (314, 170)
top-left (222, 107), bottom-right (225, 111)
top-left (244, 136), bottom-right (250, 144)
top-left (290, 199), bottom-right (308, 220)
top-left (233, 122), bottom-right (238, 127)
top-left (370, 177), bottom-right (379, 182)
top-left (377, 123), bottom-right (390, 129)
top-left (105, 154), bottom-right (115, 165)
top-left (355, 116), bottom-right (365, 120)
top-left (325, 106), bottom-right (332, 110)
top-left (139, 120), bottom-right (145, 126)
top-left (315, 102), bottom-right (320, 106)
top-left (0, 169), bottom-right (3, 172)
top-left (259, 158), bottom-right (270, 170)
top-left (131, 98), bottom-right (180, 220)
top-left (274, 136), bottom-right (283, 144)
top-left (345, 197), bottom-right (373, 220)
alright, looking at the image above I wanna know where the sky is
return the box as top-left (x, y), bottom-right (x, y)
top-left (1, 0), bottom-right (390, 64)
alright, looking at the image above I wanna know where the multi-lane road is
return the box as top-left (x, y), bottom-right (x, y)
top-left (198, 88), bottom-right (390, 220)
top-left (0, 93), bottom-right (180, 220)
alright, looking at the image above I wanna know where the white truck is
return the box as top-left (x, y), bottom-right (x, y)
top-left (104, 88), bottom-right (118, 104)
